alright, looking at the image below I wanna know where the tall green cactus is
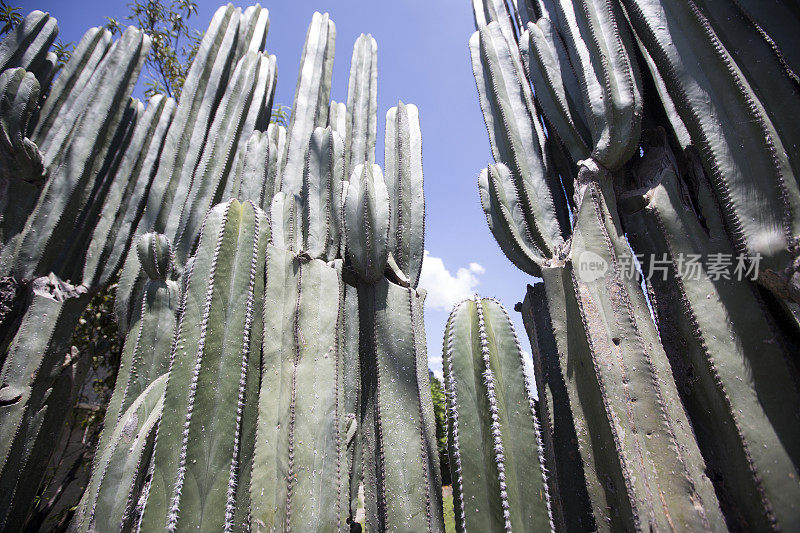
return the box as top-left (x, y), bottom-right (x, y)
top-left (345, 163), bottom-right (444, 531)
top-left (470, 0), bottom-right (730, 529)
top-left (249, 246), bottom-right (353, 531)
top-left (621, 131), bottom-right (800, 530)
top-left (443, 295), bottom-right (552, 532)
top-left (139, 199), bottom-right (268, 531)
top-left (0, 6), bottom-right (445, 529)
top-left (620, 0), bottom-right (800, 302)
top-left (116, 4), bottom-right (273, 332)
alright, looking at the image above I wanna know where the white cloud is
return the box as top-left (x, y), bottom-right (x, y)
top-left (468, 262), bottom-right (485, 275)
top-left (418, 250), bottom-right (484, 311)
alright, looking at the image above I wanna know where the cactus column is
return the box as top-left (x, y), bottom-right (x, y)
top-left (443, 295), bottom-right (552, 532)
top-left (140, 199), bottom-right (268, 531)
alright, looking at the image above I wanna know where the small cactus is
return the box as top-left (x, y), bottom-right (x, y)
top-left (443, 295), bottom-right (552, 532)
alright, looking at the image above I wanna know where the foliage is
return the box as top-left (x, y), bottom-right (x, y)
top-left (0, 0), bottom-right (21, 36)
top-left (429, 371), bottom-right (450, 485)
top-left (52, 39), bottom-right (75, 67)
top-left (105, 0), bottom-right (201, 99)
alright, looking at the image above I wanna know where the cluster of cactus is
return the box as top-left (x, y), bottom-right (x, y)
top-left (468, 0), bottom-right (800, 530)
top-left (0, 4), bottom-right (445, 530)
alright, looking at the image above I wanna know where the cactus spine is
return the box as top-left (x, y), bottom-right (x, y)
top-left (443, 295), bottom-right (552, 532)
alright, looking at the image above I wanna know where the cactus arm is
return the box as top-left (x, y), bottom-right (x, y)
top-left (329, 100), bottom-right (347, 136)
top-left (170, 51), bottom-right (273, 265)
top-left (236, 5), bottom-right (270, 59)
top-left (384, 102), bottom-right (425, 287)
top-left (301, 126), bottom-right (334, 259)
top-left (345, 34), bottom-right (377, 176)
top-left (250, 251), bottom-right (355, 531)
top-left (570, 175), bottom-right (725, 530)
top-left (157, 200), bottom-right (266, 531)
top-left (229, 130), bottom-right (270, 206)
top-left (345, 164), bottom-right (390, 283)
top-left (0, 68), bottom-right (44, 184)
top-left (267, 123), bottom-right (287, 192)
top-left (0, 277), bottom-right (90, 528)
top-left (470, 23), bottom-right (568, 255)
top-left (1, 348), bottom-right (89, 528)
top-left (281, 12), bottom-right (335, 195)
top-left (138, 202), bottom-right (226, 529)
top-left (249, 244), bottom-right (298, 530)
top-left (472, 0), bottom-right (519, 47)
top-left (478, 164), bottom-right (546, 276)
top-left (621, 0), bottom-right (800, 300)
top-left (518, 277), bottom-right (596, 532)
top-left (82, 234), bottom-right (179, 528)
top-left (520, 21), bottom-right (590, 162)
top-left (32, 27), bottom-right (112, 145)
top-left (137, 4), bottom-right (241, 240)
top-left (0, 10), bottom-right (58, 79)
top-left (359, 279), bottom-right (445, 532)
top-left (0, 69), bottom-right (44, 252)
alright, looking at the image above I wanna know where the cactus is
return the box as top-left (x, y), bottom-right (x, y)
top-left (0, 275), bottom-right (91, 529)
top-left (249, 246), bottom-right (353, 531)
top-left (0, 10), bottom-right (57, 84)
top-left (620, 0), bottom-right (800, 302)
top-left (620, 131), bottom-right (800, 530)
top-left (0, 6), bottom-right (443, 529)
top-left (78, 374), bottom-right (168, 532)
top-left (471, 0), bottom-right (800, 530)
top-left (280, 11), bottom-right (334, 195)
top-left (443, 295), bottom-right (552, 532)
top-left (116, 4), bottom-right (272, 332)
top-left (74, 233), bottom-right (179, 532)
top-left (345, 162), bottom-right (444, 531)
top-left (139, 199), bottom-right (268, 531)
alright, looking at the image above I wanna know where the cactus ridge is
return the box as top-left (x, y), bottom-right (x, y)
top-left (223, 204), bottom-right (262, 531)
top-left (443, 301), bottom-right (468, 532)
top-left (345, 34), bottom-right (378, 176)
top-left (166, 200), bottom-right (231, 531)
top-left (474, 297), bottom-right (513, 532)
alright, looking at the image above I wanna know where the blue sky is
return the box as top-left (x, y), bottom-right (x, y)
top-left (21, 0), bottom-right (535, 377)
